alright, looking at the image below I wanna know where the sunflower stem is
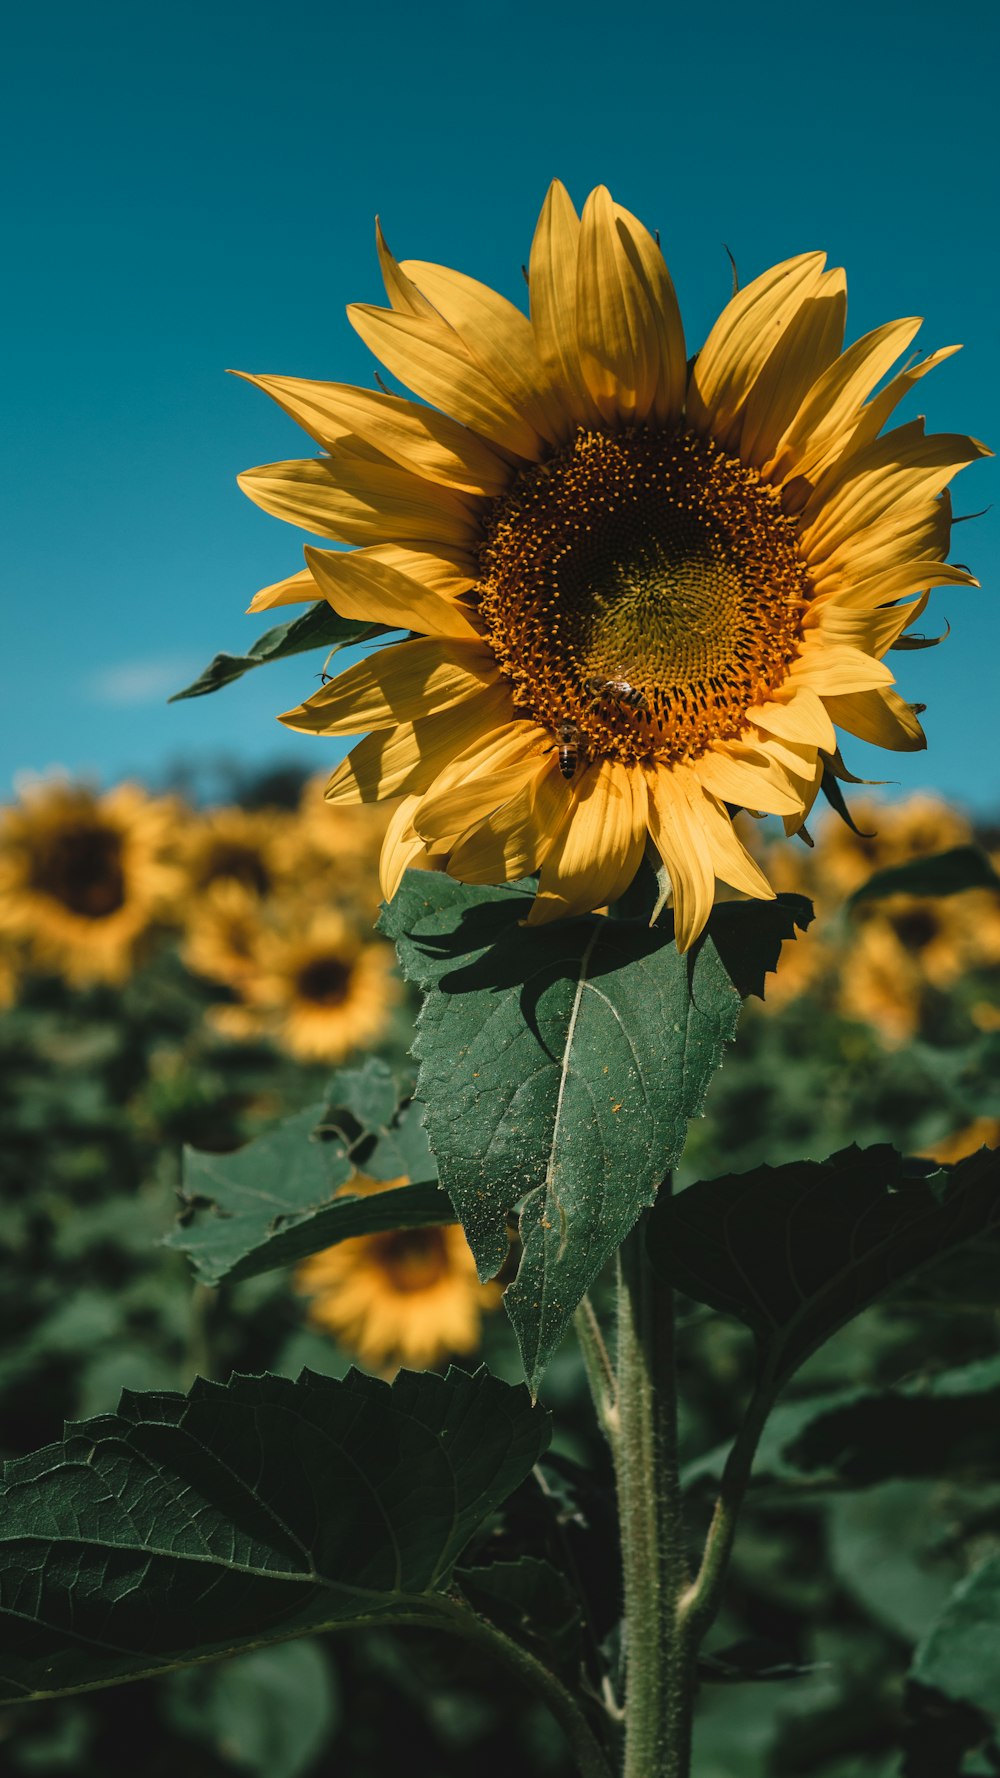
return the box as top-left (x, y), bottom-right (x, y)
top-left (573, 1293), bottom-right (620, 1455)
top-left (615, 1211), bottom-right (695, 1778)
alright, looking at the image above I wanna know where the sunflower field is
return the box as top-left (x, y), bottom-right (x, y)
top-left (3, 179), bottom-right (999, 1778)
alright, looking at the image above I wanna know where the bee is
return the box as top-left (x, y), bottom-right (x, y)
top-left (584, 674), bottom-right (649, 716)
top-left (555, 719), bottom-right (583, 780)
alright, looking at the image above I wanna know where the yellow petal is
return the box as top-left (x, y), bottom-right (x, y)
top-left (400, 258), bottom-right (565, 446)
top-left (360, 542), bottom-right (478, 597)
top-left (749, 688), bottom-right (837, 751)
top-left (739, 268), bottom-right (846, 468)
top-left (238, 455), bottom-right (479, 547)
top-left (375, 218), bottom-right (438, 318)
top-left (528, 179), bottom-right (600, 428)
top-left (576, 186), bottom-right (660, 426)
top-left (613, 200), bottom-right (686, 426)
top-left (447, 756), bottom-right (571, 886)
top-left (693, 744), bottom-right (804, 817)
top-left (810, 555), bottom-right (977, 612)
top-left (809, 492), bottom-right (956, 591)
top-left (787, 638), bottom-right (895, 695)
top-left (764, 316), bottom-right (921, 484)
top-left (324, 684), bottom-right (516, 804)
top-left (236, 373), bottom-right (511, 497)
top-left (414, 722), bottom-right (551, 842)
top-left (687, 252), bottom-right (827, 446)
top-left (305, 547), bottom-right (481, 641)
top-left (380, 795), bottom-right (442, 901)
top-left (808, 594), bottom-right (929, 657)
top-left (824, 687), bottom-right (926, 752)
top-left (281, 638), bottom-right (498, 736)
top-left (843, 344), bottom-right (962, 459)
top-left (246, 568), bottom-right (319, 614)
top-left (348, 303), bottom-right (544, 462)
top-left (644, 765), bottom-right (716, 952)
top-left (800, 422), bottom-right (990, 560)
top-left (527, 758), bottom-right (647, 924)
top-left (698, 794), bottom-right (776, 902)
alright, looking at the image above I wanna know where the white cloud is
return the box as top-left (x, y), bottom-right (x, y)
top-left (86, 656), bottom-right (201, 706)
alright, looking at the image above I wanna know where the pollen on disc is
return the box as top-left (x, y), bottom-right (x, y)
top-left (475, 427), bottom-right (811, 766)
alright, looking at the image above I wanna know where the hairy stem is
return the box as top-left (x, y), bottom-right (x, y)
top-left (678, 1375), bottom-right (775, 1644)
top-left (615, 1214), bottom-right (695, 1778)
top-left (573, 1293), bottom-right (620, 1454)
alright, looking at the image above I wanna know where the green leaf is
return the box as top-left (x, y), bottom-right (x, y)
top-left (686, 1357), bottom-right (1000, 1495)
top-left (164, 1640), bottom-right (338, 1778)
top-left (847, 845), bottom-right (1000, 909)
top-left (458, 1557), bottom-right (584, 1685)
top-left (167, 1060), bottom-right (451, 1285)
top-left (911, 1553), bottom-right (1000, 1718)
top-left (169, 602), bottom-right (384, 701)
top-left (382, 875), bottom-right (804, 1389)
top-left (649, 1144), bottom-right (1000, 1390)
top-left (0, 1366), bottom-right (549, 1703)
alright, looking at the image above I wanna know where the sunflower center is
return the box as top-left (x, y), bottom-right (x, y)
top-left (201, 843), bottom-right (271, 896)
top-left (370, 1228), bottom-right (450, 1293)
top-left (31, 823), bottom-right (127, 918)
top-left (476, 427), bottom-right (811, 766)
top-left (296, 955), bottom-right (353, 1006)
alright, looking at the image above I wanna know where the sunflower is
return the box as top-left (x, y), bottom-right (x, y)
top-left (191, 897), bottom-right (399, 1061)
top-left (288, 773), bottom-right (390, 913)
top-left (0, 779), bottom-right (179, 984)
top-left (236, 182), bottom-right (987, 949)
top-left (179, 804), bottom-right (295, 902)
top-left (295, 1174), bottom-right (501, 1372)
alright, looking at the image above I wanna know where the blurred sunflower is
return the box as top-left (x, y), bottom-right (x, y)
top-left (295, 1175), bottom-right (501, 1371)
top-left (919, 1117), bottom-right (1000, 1165)
top-left (179, 804), bottom-right (295, 901)
top-left (815, 794), bottom-right (973, 899)
top-left (0, 780), bottom-right (178, 984)
top-left (237, 182), bottom-right (987, 949)
top-left (189, 898), bottom-right (398, 1062)
top-left (288, 774), bottom-right (390, 912)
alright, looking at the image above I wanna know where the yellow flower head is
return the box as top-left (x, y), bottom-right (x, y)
top-left (237, 183), bottom-right (988, 950)
top-left (188, 895), bottom-right (399, 1063)
top-left (0, 779), bottom-right (180, 985)
top-left (295, 1175), bottom-right (501, 1372)
top-left (179, 804), bottom-right (296, 902)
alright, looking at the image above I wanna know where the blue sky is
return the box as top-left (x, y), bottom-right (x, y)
top-left (3, 0), bottom-right (997, 811)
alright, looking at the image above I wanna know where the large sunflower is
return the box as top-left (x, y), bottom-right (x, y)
top-left (237, 183), bottom-right (988, 949)
top-left (295, 1175), bottom-right (501, 1372)
top-left (0, 780), bottom-right (179, 984)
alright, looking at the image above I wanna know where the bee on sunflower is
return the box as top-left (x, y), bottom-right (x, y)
top-left (0, 779), bottom-right (180, 985)
top-left (295, 1176), bottom-right (501, 1373)
top-left (235, 182), bottom-right (987, 950)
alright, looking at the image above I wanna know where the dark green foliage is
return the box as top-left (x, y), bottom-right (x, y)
top-left (167, 1060), bottom-right (449, 1285)
top-left (163, 1640), bottom-right (339, 1778)
top-left (0, 1366), bottom-right (548, 1703)
top-left (382, 873), bottom-right (808, 1389)
top-left (847, 845), bottom-right (1000, 908)
top-left (169, 604), bottom-right (384, 701)
top-left (650, 1144), bottom-right (1000, 1387)
top-left (458, 1558), bottom-right (584, 1686)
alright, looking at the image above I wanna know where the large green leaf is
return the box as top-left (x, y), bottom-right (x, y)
top-left (167, 1060), bottom-right (451, 1285)
top-left (685, 1356), bottom-right (1000, 1493)
top-left (381, 873), bottom-right (809, 1390)
top-left (169, 603), bottom-right (384, 701)
top-left (0, 1366), bottom-right (548, 1703)
top-left (847, 845), bottom-right (1000, 908)
top-left (457, 1557), bottom-right (583, 1686)
top-left (649, 1144), bottom-right (1000, 1389)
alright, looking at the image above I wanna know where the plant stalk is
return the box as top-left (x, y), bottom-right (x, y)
top-left (615, 1213), bottom-right (695, 1778)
